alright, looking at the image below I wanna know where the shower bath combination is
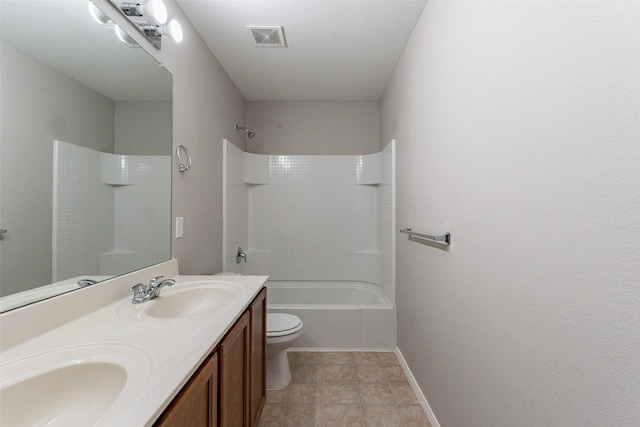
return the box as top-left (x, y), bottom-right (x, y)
top-left (223, 140), bottom-right (397, 351)
top-left (235, 124), bottom-right (256, 139)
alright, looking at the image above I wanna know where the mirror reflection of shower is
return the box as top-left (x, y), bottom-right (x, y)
top-left (52, 141), bottom-right (171, 283)
top-left (235, 124), bottom-right (256, 139)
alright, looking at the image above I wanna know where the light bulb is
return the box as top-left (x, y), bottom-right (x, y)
top-left (162, 20), bottom-right (183, 43)
top-left (145, 0), bottom-right (167, 25)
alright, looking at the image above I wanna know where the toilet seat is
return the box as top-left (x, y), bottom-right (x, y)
top-left (267, 313), bottom-right (303, 338)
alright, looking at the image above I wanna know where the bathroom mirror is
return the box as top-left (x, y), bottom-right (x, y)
top-left (0, 1), bottom-right (173, 312)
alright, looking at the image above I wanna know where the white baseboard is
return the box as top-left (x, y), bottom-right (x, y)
top-left (395, 346), bottom-right (441, 427)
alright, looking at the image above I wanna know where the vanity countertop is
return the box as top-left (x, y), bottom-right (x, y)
top-left (0, 260), bottom-right (267, 426)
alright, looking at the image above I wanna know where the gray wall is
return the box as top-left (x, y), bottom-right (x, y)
top-left (246, 101), bottom-right (379, 155)
top-left (0, 41), bottom-right (115, 296)
top-left (381, 1), bottom-right (640, 426)
top-left (115, 101), bottom-right (172, 155)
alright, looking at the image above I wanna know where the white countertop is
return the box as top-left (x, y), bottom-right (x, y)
top-left (0, 261), bottom-right (267, 426)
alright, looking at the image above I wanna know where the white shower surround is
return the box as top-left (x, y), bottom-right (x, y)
top-left (53, 141), bottom-right (171, 281)
top-left (223, 140), bottom-right (396, 349)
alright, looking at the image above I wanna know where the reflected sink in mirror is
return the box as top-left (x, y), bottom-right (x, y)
top-left (0, 276), bottom-right (110, 313)
top-left (118, 280), bottom-right (241, 320)
top-left (0, 344), bottom-right (152, 426)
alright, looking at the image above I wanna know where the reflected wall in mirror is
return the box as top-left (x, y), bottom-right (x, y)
top-left (0, 1), bottom-right (173, 312)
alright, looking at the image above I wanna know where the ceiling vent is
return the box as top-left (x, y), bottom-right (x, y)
top-left (247, 26), bottom-right (287, 47)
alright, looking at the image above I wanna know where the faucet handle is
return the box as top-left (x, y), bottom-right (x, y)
top-left (149, 276), bottom-right (164, 285)
top-left (130, 283), bottom-right (146, 298)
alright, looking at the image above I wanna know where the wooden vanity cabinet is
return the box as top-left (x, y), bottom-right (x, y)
top-left (154, 352), bottom-right (218, 427)
top-left (153, 287), bottom-right (266, 427)
top-left (249, 288), bottom-right (267, 426)
top-left (219, 311), bottom-right (250, 426)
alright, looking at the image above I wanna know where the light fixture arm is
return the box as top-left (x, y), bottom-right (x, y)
top-left (120, 2), bottom-right (143, 17)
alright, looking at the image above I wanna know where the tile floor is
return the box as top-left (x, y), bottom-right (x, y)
top-left (259, 351), bottom-right (432, 427)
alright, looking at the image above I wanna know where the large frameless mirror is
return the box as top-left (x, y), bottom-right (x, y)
top-left (0, 0), bottom-right (173, 312)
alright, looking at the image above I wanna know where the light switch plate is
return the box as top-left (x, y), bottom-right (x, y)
top-left (175, 217), bottom-right (184, 238)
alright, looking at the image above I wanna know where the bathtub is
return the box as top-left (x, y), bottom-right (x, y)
top-left (266, 281), bottom-right (396, 350)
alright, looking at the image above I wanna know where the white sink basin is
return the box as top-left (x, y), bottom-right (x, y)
top-left (0, 344), bottom-right (152, 426)
top-left (118, 280), bottom-right (241, 320)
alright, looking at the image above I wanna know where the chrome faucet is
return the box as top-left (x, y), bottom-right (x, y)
top-left (130, 275), bottom-right (175, 304)
top-left (236, 246), bottom-right (247, 264)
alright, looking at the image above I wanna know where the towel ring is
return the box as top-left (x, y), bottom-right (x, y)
top-left (176, 145), bottom-right (191, 173)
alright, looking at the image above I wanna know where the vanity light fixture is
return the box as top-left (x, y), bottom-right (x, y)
top-left (88, 2), bottom-right (139, 47)
top-left (142, 19), bottom-right (183, 43)
top-left (101, 0), bottom-right (182, 49)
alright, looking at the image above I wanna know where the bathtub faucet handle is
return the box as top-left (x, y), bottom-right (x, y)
top-left (236, 247), bottom-right (247, 264)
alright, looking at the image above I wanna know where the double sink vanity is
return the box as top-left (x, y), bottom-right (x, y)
top-left (0, 260), bottom-right (268, 426)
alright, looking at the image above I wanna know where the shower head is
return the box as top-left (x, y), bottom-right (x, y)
top-left (235, 124), bottom-right (256, 140)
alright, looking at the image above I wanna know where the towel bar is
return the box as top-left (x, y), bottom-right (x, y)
top-left (400, 228), bottom-right (451, 245)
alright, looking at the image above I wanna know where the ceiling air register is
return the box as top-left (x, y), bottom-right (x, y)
top-left (247, 26), bottom-right (287, 47)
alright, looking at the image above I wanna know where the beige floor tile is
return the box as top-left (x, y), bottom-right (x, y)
top-left (293, 364), bottom-right (323, 382)
top-left (323, 404), bottom-right (364, 426)
top-left (288, 382), bottom-right (324, 405)
top-left (295, 351), bottom-right (324, 365)
top-left (284, 405), bottom-right (322, 427)
top-left (397, 405), bottom-right (431, 427)
top-left (324, 364), bottom-right (356, 382)
top-left (382, 365), bottom-right (408, 383)
top-left (376, 352), bottom-right (400, 366)
top-left (389, 382), bottom-right (419, 405)
top-left (324, 352), bottom-right (354, 365)
top-left (355, 365), bottom-right (386, 382)
top-left (261, 351), bottom-right (428, 427)
top-left (352, 352), bottom-right (380, 366)
top-left (324, 382), bottom-right (359, 405)
top-left (266, 386), bottom-right (289, 404)
top-left (361, 405), bottom-right (403, 427)
top-left (259, 403), bottom-right (286, 427)
top-left (357, 382), bottom-right (395, 405)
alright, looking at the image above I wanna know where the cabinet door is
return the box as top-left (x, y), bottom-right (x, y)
top-left (219, 311), bottom-right (250, 427)
top-left (249, 288), bottom-right (267, 426)
top-left (154, 352), bottom-right (218, 427)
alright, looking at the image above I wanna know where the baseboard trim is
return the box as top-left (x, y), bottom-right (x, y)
top-left (395, 346), bottom-right (441, 427)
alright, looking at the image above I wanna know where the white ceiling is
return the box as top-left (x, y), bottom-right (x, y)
top-left (176, 0), bottom-right (427, 101)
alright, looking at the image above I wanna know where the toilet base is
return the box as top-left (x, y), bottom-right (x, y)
top-left (266, 315), bottom-right (302, 390)
top-left (266, 349), bottom-right (292, 390)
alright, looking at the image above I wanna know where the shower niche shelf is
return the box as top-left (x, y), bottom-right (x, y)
top-left (243, 153), bottom-right (269, 185)
top-left (356, 153), bottom-right (382, 185)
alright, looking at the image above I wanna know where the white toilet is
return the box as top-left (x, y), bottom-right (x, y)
top-left (266, 313), bottom-right (303, 390)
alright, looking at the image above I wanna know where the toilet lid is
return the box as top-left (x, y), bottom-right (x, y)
top-left (267, 313), bottom-right (302, 337)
